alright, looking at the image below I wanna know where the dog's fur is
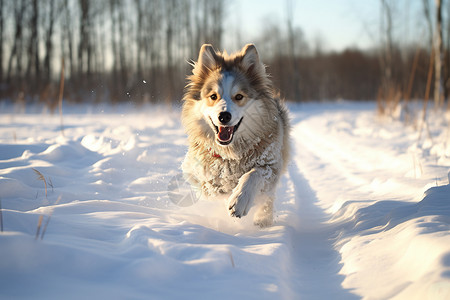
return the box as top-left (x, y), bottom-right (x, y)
top-left (181, 44), bottom-right (290, 227)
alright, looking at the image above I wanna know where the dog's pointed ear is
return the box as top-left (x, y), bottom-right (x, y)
top-left (241, 44), bottom-right (264, 74)
top-left (194, 44), bottom-right (218, 74)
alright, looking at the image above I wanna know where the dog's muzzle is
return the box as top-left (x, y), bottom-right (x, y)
top-left (209, 115), bottom-right (243, 146)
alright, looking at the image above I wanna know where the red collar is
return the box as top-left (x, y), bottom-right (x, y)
top-left (208, 148), bottom-right (222, 158)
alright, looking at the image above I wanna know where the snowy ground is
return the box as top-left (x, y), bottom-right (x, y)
top-left (0, 101), bottom-right (449, 299)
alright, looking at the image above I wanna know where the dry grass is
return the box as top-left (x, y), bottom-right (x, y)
top-left (33, 168), bottom-right (48, 239)
top-left (35, 215), bottom-right (44, 239)
top-left (48, 178), bottom-right (54, 193)
top-left (376, 84), bottom-right (402, 118)
top-left (40, 195), bottom-right (62, 240)
top-left (32, 168), bottom-right (56, 239)
top-left (32, 168), bottom-right (48, 198)
top-left (377, 47), bottom-right (441, 149)
top-left (32, 168), bottom-right (62, 239)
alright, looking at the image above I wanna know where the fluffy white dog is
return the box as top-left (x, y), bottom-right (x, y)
top-left (181, 44), bottom-right (290, 227)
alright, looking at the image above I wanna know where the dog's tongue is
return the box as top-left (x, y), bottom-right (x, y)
top-left (218, 126), bottom-right (233, 142)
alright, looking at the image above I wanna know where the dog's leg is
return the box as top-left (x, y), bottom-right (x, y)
top-left (253, 193), bottom-right (274, 227)
top-left (228, 168), bottom-right (263, 218)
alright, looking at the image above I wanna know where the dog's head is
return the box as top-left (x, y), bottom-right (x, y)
top-left (183, 44), bottom-right (274, 149)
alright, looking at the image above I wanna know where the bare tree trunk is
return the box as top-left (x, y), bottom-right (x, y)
top-left (148, 0), bottom-right (162, 102)
top-left (202, 0), bottom-right (208, 42)
top-left (78, 0), bottom-right (90, 76)
top-left (165, 0), bottom-right (175, 104)
top-left (0, 0), bottom-right (4, 83)
top-left (380, 0), bottom-right (393, 95)
top-left (422, 0), bottom-right (433, 50)
top-left (447, 2), bottom-right (450, 103)
top-left (44, 0), bottom-right (55, 83)
top-left (211, 0), bottom-right (223, 48)
top-left (94, 8), bottom-right (107, 92)
top-left (434, 0), bottom-right (444, 107)
top-left (183, 0), bottom-right (194, 59)
top-left (194, 1), bottom-right (202, 50)
top-left (286, 0), bottom-right (301, 101)
top-left (135, 0), bottom-right (144, 80)
top-left (117, 1), bottom-right (127, 85)
top-left (109, 0), bottom-right (127, 102)
top-left (63, 0), bottom-right (75, 79)
top-left (109, 0), bottom-right (117, 74)
top-left (7, 0), bottom-right (26, 83)
top-left (26, 0), bottom-right (39, 83)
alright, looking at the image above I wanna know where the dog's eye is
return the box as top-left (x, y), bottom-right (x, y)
top-left (235, 94), bottom-right (244, 101)
top-left (210, 94), bottom-right (217, 100)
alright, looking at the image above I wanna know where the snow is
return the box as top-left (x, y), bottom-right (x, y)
top-left (1, 101), bottom-right (450, 299)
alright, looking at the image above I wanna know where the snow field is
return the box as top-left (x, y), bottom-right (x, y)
top-left (291, 102), bottom-right (450, 299)
top-left (0, 101), bottom-right (449, 299)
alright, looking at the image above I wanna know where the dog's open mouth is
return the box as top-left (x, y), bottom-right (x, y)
top-left (210, 117), bottom-right (243, 145)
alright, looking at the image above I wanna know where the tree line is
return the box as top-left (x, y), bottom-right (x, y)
top-left (0, 0), bottom-right (223, 107)
top-left (0, 0), bottom-right (449, 107)
top-left (261, 0), bottom-right (449, 109)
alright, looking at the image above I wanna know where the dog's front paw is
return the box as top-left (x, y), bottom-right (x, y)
top-left (228, 189), bottom-right (252, 218)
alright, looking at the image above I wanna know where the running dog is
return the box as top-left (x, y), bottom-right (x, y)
top-left (181, 44), bottom-right (290, 227)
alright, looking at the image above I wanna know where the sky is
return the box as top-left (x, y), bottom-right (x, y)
top-left (222, 0), bottom-right (426, 53)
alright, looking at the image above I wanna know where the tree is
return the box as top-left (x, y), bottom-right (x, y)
top-left (7, 0), bottom-right (27, 83)
top-left (0, 0), bottom-right (4, 83)
top-left (286, 0), bottom-right (301, 100)
top-left (43, 0), bottom-right (56, 83)
top-left (164, 0), bottom-right (176, 103)
top-left (78, 0), bottom-right (92, 76)
top-left (434, 0), bottom-right (444, 107)
top-left (380, 0), bottom-right (394, 94)
top-left (62, 0), bottom-right (75, 79)
top-left (134, 0), bottom-right (144, 80)
top-left (26, 0), bottom-right (39, 83)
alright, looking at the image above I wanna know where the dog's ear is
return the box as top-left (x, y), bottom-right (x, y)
top-left (241, 44), bottom-right (265, 74)
top-left (195, 44), bottom-right (218, 74)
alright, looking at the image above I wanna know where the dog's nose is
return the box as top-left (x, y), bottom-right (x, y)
top-left (218, 112), bottom-right (232, 124)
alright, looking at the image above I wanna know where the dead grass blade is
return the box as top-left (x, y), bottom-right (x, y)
top-left (35, 215), bottom-right (43, 240)
top-left (40, 195), bottom-right (62, 240)
top-left (32, 168), bottom-right (48, 198)
top-left (48, 177), bottom-right (54, 193)
top-left (32, 168), bottom-right (51, 240)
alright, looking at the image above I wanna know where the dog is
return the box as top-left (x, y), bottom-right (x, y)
top-left (181, 44), bottom-right (290, 227)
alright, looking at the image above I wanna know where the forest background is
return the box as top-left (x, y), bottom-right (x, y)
top-left (0, 0), bottom-right (449, 112)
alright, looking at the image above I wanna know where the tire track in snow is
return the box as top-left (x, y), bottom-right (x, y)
top-left (281, 103), bottom-right (450, 300)
top-left (283, 106), bottom-right (421, 299)
top-left (279, 109), bottom-right (359, 299)
top-left (279, 144), bottom-right (358, 299)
